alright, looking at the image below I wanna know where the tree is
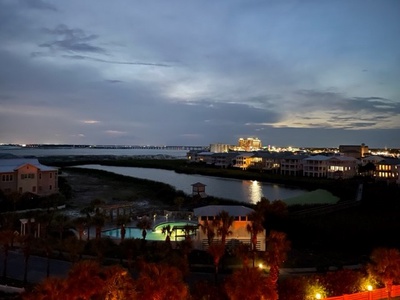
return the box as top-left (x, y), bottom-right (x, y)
top-left (116, 215), bottom-right (130, 242)
top-left (22, 277), bottom-right (66, 300)
top-left (264, 230), bottom-right (291, 299)
top-left (136, 217), bottom-right (152, 240)
top-left (225, 266), bottom-right (277, 300)
top-left (161, 224), bottom-right (173, 247)
top-left (207, 241), bottom-right (226, 285)
top-left (247, 210), bottom-right (265, 267)
top-left (135, 261), bottom-right (189, 300)
top-left (53, 213), bottom-right (70, 241)
top-left (200, 219), bottom-right (215, 246)
top-left (92, 212), bottom-right (107, 240)
top-left (367, 247), bottom-right (400, 299)
top-left (73, 216), bottom-right (87, 241)
top-left (213, 210), bottom-right (234, 245)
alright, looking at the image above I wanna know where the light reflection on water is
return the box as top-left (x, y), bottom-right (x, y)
top-left (75, 165), bottom-right (307, 204)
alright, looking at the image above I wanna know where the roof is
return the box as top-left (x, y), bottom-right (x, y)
top-left (378, 158), bottom-right (400, 166)
top-left (282, 154), bottom-right (309, 160)
top-left (328, 156), bottom-right (358, 162)
top-left (362, 155), bottom-right (385, 162)
top-left (304, 155), bottom-right (330, 161)
top-left (193, 205), bottom-right (254, 217)
top-left (191, 182), bottom-right (206, 187)
top-left (0, 158), bottom-right (57, 173)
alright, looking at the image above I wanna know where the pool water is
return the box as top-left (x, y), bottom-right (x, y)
top-left (102, 221), bottom-right (199, 241)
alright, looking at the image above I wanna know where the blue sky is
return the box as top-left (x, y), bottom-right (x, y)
top-left (0, 0), bottom-right (399, 148)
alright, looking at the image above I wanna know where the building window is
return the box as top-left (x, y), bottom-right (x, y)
top-left (39, 173), bottom-right (42, 179)
top-left (39, 186), bottom-right (42, 192)
top-left (2, 174), bottom-right (13, 182)
top-left (50, 173), bottom-right (53, 178)
top-left (49, 185), bottom-right (52, 190)
top-left (19, 187), bottom-right (22, 193)
top-left (32, 186), bottom-right (36, 192)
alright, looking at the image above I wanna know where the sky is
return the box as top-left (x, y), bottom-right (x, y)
top-left (0, 0), bottom-right (399, 148)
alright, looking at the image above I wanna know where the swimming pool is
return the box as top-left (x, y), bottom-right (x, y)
top-left (102, 221), bottom-right (199, 241)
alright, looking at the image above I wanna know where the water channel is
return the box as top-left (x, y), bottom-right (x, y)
top-left (74, 164), bottom-right (326, 205)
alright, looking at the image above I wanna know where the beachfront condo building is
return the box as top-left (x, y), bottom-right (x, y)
top-left (0, 158), bottom-right (59, 196)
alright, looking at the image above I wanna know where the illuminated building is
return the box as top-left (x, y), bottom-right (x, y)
top-left (237, 137), bottom-right (262, 151)
top-left (339, 143), bottom-right (369, 159)
top-left (0, 158), bottom-right (58, 196)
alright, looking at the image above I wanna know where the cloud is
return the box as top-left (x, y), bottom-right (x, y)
top-left (61, 54), bottom-right (171, 67)
top-left (40, 24), bottom-right (106, 53)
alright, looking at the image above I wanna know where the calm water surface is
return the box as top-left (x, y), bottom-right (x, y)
top-left (75, 164), bottom-right (307, 205)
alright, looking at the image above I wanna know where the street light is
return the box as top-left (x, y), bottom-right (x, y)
top-left (315, 293), bottom-right (322, 299)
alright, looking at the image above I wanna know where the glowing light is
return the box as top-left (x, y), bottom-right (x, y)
top-left (367, 285), bottom-right (373, 291)
top-left (315, 293), bottom-right (321, 299)
top-left (258, 263), bottom-right (263, 269)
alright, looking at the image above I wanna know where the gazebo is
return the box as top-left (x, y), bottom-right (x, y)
top-left (191, 182), bottom-right (207, 198)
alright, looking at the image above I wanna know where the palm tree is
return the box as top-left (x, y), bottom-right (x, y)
top-left (92, 212), bottom-right (107, 240)
top-left (207, 241), bottom-right (226, 285)
top-left (73, 216), bottom-right (87, 241)
top-left (246, 210), bottom-right (265, 267)
top-left (161, 224), bottom-right (173, 247)
top-left (136, 216), bottom-right (152, 240)
top-left (200, 219), bottom-right (215, 246)
top-left (225, 266), bottom-right (277, 300)
top-left (367, 247), bottom-right (400, 299)
top-left (53, 213), bottom-right (70, 241)
top-left (116, 215), bottom-right (130, 242)
top-left (264, 230), bottom-right (291, 299)
top-left (135, 261), bottom-right (189, 300)
top-left (213, 210), bottom-right (234, 245)
top-left (0, 229), bottom-right (15, 278)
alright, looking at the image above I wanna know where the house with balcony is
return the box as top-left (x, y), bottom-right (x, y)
top-left (192, 205), bottom-right (266, 251)
top-left (303, 155), bottom-right (330, 178)
top-left (280, 154), bottom-right (309, 176)
top-left (375, 158), bottom-right (400, 182)
top-left (0, 158), bottom-right (58, 196)
top-left (212, 152), bottom-right (239, 168)
top-left (232, 152), bottom-right (254, 170)
top-left (251, 151), bottom-right (290, 173)
top-left (326, 156), bottom-right (359, 179)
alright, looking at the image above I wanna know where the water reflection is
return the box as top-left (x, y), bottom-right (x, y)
top-left (246, 180), bottom-right (262, 204)
top-left (74, 165), bottom-right (307, 204)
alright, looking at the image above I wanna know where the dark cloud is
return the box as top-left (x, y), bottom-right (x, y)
top-left (40, 24), bottom-right (106, 53)
top-left (61, 54), bottom-right (171, 67)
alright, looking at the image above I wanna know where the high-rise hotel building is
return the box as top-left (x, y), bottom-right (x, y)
top-left (237, 137), bottom-right (262, 151)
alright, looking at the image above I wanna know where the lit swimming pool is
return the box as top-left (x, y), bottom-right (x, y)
top-left (102, 221), bottom-right (199, 241)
